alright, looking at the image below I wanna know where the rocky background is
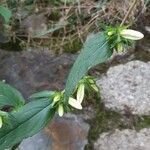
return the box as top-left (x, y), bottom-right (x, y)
top-left (2, 27), bottom-right (150, 150)
top-left (1, 1), bottom-right (150, 150)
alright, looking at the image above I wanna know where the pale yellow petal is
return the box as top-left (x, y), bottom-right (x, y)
top-left (58, 104), bottom-right (64, 117)
top-left (120, 29), bottom-right (144, 40)
top-left (68, 97), bottom-right (82, 110)
top-left (77, 84), bottom-right (85, 103)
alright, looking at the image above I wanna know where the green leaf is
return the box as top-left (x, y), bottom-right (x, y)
top-left (0, 82), bottom-right (25, 109)
top-left (0, 6), bottom-right (12, 23)
top-left (0, 99), bottom-right (55, 150)
top-left (64, 32), bottom-right (112, 100)
top-left (29, 90), bottom-right (54, 99)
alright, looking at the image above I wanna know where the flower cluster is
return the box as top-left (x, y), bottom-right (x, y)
top-left (52, 76), bottom-right (99, 117)
top-left (106, 26), bottom-right (144, 53)
top-left (68, 76), bottom-right (99, 111)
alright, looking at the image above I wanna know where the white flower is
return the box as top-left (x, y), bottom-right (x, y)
top-left (77, 84), bottom-right (85, 103)
top-left (120, 29), bottom-right (144, 40)
top-left (0, 116), bottom-right (2, 128)
top-left (68, 97), bottom-right (82, 110)
top-left (58, 104), bottom-right (64, 117)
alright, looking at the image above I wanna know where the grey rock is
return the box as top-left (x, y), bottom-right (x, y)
top-left (97, 61), bottom-right (150, 115)
top-left (0, 49), bottom-right (76, 99)
top-left (18, 113), bottom-right (89, 150)
top-left (19, 131), bottom-right (52, 150)
top-left (45, 113), bottom-right (90, 150)
top-left (94, 128), bottom-right (150, 150)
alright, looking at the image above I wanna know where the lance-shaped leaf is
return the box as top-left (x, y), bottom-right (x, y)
top-left (0, 82), bottom-right (25, 109)
top-left (0, 6), bottom-right (12, 23)
top-left (64, 32), bottom-right (112, 100)
top-left (0, 99), bottom-right (55, 150)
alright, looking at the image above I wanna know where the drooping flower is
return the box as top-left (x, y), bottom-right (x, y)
top-left (58, 104), bottom-right (64, 117)
top-left (68, 97), bottom-right (82, 110)
top-left (120, 29), bottom-right (144, 40)
top-left (0, 116), bottom-right (2, 128)
top-left (77, 84), bottom-right (85, 103)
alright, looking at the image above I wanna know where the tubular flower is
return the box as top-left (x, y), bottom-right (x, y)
top-left (0, 116), bottom-right (2, 128)
top-left (58, 104), bottom-right (64, 117)
top-left (120, 29), bottom-right (144, 40)
top-left (68, 97), bottom-right (82, 110)
top-left (77, 84), bottom-right (85, 103)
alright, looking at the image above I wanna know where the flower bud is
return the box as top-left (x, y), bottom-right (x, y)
top-left (117, 43), bottom-right (123, 53)
top-left (68, 97), bottom-right (82, 110)
top-left (120, 29), bottom-right (144, 40)
top-left (88, 79), bottom-right (95, 84)
top-left (0, 116), bottom-right (3, 128)
top-left (77, 84), bottom-right (85, 103)
top-left (58, 104), bottom-right (64, 117)
top-left (91, 84), bottom-right (99, 92)
top-left (108, 31), bottom-right (113, 36)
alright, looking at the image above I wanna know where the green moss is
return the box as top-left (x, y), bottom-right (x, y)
top-left (134, 116), bottom-right (150, 130)
top-left (85, 107), bottom-right (127, 150)
top-left (85, 96), bottom-right (150, 150)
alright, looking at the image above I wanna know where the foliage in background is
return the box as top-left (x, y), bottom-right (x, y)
top-left (0, 6), bottom-right (11, 23)
top-left (0, 0), bottom-right (148, 53)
